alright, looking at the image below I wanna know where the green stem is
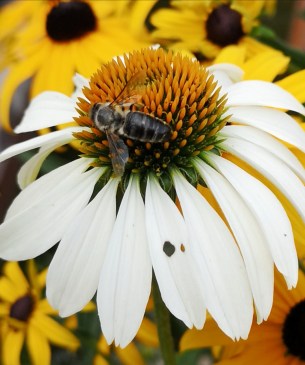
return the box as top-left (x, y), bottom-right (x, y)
top-left (152, 273), bottom-right (177, 365)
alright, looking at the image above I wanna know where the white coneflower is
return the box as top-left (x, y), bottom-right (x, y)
top-left (0, 48), bottom-right (304, 347)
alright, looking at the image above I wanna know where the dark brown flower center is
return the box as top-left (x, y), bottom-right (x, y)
top-left (10, 294), bottom-right (34, 322)
top-left (46, 1), bottom-right (97, 42)
top-left (282, 299), bottom-right (305, 360)
top-left (206, 4), bottom-right (244, 47)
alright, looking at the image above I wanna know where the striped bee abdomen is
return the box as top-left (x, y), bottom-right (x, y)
top-left (123, 111), bottom-right (171, 143)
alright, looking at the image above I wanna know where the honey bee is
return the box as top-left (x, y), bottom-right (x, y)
top-left (89, 71), bottom-right (172, 176)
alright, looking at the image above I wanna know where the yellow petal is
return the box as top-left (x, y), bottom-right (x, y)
top-left (31, 312), bottom-right (80, 351)
top-left (263, 0), bottom-right (276, 14)
top-left (220, 341), bottom-right (245, 360)
top-left (0, 42), bottom-right (49, 131)
top-left (246, 322), bottom-right (281, 343)
top-left (214, 46), bottom-right (246, 67)
top-left (291, 270), bottom-right (305, 303)
top-left (276, 69), bottom-right (305, 104)
top-left (232, 0), bottom-right (265, 16)
top-left (128, 0), bottom-right (156, 40)
top-left (219, 338), bottom-right (285, 365)
top-left (3, 262), bottom-right (29, 294)
top-left (0, 302), bottom-right (9, 316)
top-left (26, 325), bottom-right (51, 365)
top-left (89, 0), bottom-right (118, 18)
top-left (64, 315), bottom-right (78, 330)
top-left (240, 36), bottom-right (274, 59)
top-left (115, 342), bottom-right (145, 365)
top-left (2, 328), bottom-right (24, 365)
top-left (151, 8), bottom-right (204, 40)
top-left (26, 260), bottom-right (43, 297)
top-left (136, 317), bottom-right (159, 347)
top-left (26, 259), bottom-right (38, 284)
top-left (37, 268), bottom-right (48, 289)
top-left (30, 41), bottom-right (75, 97)
top-left (93, 354), bottom-right (110, 365)
top-left (197, 184), bottom-right (226, 220)
top-left (14, 4), bottom-right (47, 51)
top-left (146, 297), bottom-right (154, 312)
top-left (37, 298), bottom-right (58, 316)
top-left (0, 1), bottom-right (38, 40)
top-left (82, 301), bottom-right (96, 312)
top-left (97, 335), bottom-right (110, 356)
top-left (243, 51), bottom-right (289, 81)
top-left (0, 277), bottom-right (22, 302)
top-left (180, 319), bottom-right (234, 351)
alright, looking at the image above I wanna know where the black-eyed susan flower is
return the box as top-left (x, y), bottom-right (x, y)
top-left (0, 0), bottom-right (150, 131)
top-left (130, 0), bottom-right (276, 59)
top-left (180, 269), bottom-right (305, 365)
top-left (0, 47), bottom-right (304, 347)
top-left (0, 260), bottom-right (79, 365)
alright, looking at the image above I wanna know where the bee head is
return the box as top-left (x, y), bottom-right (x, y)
top-left (89, 103), bottom-right (118, 131)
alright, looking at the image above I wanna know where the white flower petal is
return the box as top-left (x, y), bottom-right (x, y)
top-left (97, 177), bottom-right (152, 347)
top-left (47, 177), bottom-right (118, 316)
top-left (222, 137), bottom-right (305, 223)
top-left (206, 153), bottom-right (298, 289)
top-left (145, 176), bottom-right (206, 329)
top-left (150, 44), bottom-right (161, 50)
top-left (0, 127), bottom-right (84, 163)
top-left (194, 159), bottom-right (274, 321)
top-left (172, 172), bottom-right (253, 340)
top-left (0, 164), bottom-right (100, 260)
top-left (73, 73), bottom-right (89, 91)
top-left (207, 64), bottom-right (243, 98)
top-left (207, 71), bottom-right (233, 95)
top-left (226, 81), bottom-right (305, 115)
top-left (71, 73), bottom-right (89, 101)
top-left (226, 106), bottom-right (305, 153)
top-left (208, 63), bottom-right (244, 84)
top-left (221, 125), bottom-right (305, 182)
top-left (14, 92), bottom-right (79, 133)
top-left (17, 142), bottom-right (66, 190)
top-left (6, 158), bottom-right (92, 219)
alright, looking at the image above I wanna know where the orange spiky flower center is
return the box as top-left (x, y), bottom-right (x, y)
top-left (74, 48), bottom-right (228, 191)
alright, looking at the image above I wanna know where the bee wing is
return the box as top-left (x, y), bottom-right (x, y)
top-left (107, 132), bottom-right (129, 177)
top-left (111, 70), bottom-right (147, 107)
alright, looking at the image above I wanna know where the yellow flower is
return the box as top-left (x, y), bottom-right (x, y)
top-left (0, 0), bottom-right (150, 131)
top-left (130, 0), bottom-right (275, 59)
top-left (180, 269), bottom-right (305, 365)
top-left (0, 260), bottom-right (80, 365)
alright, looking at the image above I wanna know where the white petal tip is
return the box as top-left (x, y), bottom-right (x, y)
top-left (58, 308), bottom-right (75, 318)
top-left (13, 125), bottom-right (25, 134)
